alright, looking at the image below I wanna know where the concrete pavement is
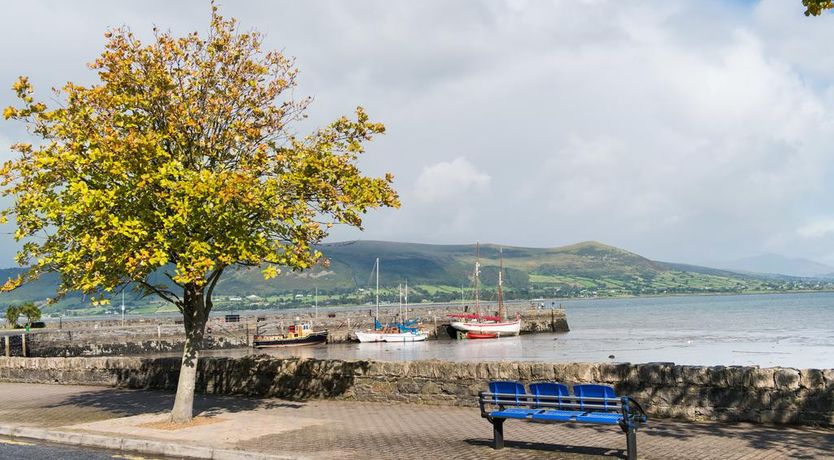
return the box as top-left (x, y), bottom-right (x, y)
top-left (0, 382), bottom-right (831, 459)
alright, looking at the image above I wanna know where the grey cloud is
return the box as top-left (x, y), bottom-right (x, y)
top-left (2, 0), bottom-right (834, 267)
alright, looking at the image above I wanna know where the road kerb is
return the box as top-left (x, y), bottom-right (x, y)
top-left (0, 424), bottom-right (300, 460)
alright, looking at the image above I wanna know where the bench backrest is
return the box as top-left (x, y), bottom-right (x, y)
top-left (573, 384), bottom-right (617, 410)
top-left (529, 382), bottom-right (569, 409)
top-left (488, 381), bottom-right (526, 406)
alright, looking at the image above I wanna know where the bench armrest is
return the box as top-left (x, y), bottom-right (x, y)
top-left (621, 396), bottom-right (648, 424)
top-left (478, 391), bottom-right (489, 418)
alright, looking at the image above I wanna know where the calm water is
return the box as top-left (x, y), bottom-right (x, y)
top-left (207, 292), bottom-right (834, 368)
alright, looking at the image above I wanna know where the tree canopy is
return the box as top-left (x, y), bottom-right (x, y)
top-left (2, 8), bottom-right (398, 302)
top-left (803, 0), bottom-right (834, 16)
top-left (2, 6), bottom-right (398, 421)
top-left (4, 305), bottom-right (19, 328)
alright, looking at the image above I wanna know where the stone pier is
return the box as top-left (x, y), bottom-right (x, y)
top-left (12, 303), bottom-right (569, 357)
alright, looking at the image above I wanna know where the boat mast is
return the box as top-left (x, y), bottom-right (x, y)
top-left (314, 286), bottom-right (318, 322)
top-left (498, 247), bottom-right (506, 320)
top-left (398, 283), bottom-right (403, 320)
top-left (475, 242), bottom-right (481, 317)
top-left (375, 257), bottom-right (380, 322)
top-left (404, 279), bottom-right (409, 321)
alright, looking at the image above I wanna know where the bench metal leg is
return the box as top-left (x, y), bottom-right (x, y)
top-left (492, 418), bottom-right (505, 449)
top-left (626, 427), bottom-right (637, 460)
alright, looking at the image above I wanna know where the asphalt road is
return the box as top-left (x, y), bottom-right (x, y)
top-left (0, 436), bottom-right (168, 460)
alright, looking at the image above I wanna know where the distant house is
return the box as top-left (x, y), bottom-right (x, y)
top-left (229, 296), bottom-right (243, 301)
top-left (246, 295), bottom-right (263, 301)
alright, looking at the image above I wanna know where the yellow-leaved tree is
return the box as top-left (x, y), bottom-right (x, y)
top-left (804, 0), bottom-right (834, 16)
top-left (1, 7), bottom-right (398, 423)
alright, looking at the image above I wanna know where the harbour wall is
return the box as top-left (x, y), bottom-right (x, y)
top-left (6, 306), bottom-right (568, 357)
top-left (0, 356), bottom-right (831, 426)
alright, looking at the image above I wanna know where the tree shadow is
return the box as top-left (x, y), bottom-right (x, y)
top-left (642, 420), bottom-right (834, 455)
top-left (42, 386), bottom-right (304, 419)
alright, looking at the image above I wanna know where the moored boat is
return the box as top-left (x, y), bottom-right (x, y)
top-left (356, 329), bottom-right (385, 343)
top-left (465, 331), bottom-right (499, 339)
top-left (253, 322), bottom-right (328, 348)
top-left (450, 244), bottom-right (522, 337)
top-left (355, 258), bottom-right (385, 342)
top-left (382, 329), bottom-right (428, 342)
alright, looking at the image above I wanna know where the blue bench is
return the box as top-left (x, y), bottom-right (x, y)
top-left (479, 381), bottom-right (648, 460)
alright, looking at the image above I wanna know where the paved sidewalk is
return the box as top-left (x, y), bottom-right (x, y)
top-left (0, 382), bottom-right (832, 459)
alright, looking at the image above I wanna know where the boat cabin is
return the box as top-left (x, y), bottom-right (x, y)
top-left (287, 323), bottom-right (312, 338)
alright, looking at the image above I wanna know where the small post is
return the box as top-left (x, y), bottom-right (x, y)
top-left (626, 428), bottom-right (637, 460)
top-left (157, 324), bottom-right (162, 339)
top-left (492, 419), bottom-right (504, 449)
top-left (4, 336), bottom-right (9, 357)
top-left (21, 334), bottom-right (27, 357)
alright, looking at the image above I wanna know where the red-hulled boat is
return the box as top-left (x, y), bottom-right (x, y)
top-left (465, 331), bottom-right (498, 339)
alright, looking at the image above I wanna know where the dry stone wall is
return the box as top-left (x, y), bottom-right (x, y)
top-left (0, 356), bottom-right (830, 426)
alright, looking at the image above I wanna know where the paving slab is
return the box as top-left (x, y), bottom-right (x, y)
top-left (0, 382), bottom-right (832, 459)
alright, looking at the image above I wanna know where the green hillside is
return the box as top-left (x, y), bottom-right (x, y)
top-left (2, 240), bottom-right (832, 316)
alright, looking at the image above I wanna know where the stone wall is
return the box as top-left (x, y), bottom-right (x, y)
top-left (1, 356), bottom-right (830, 426)
top-left (25, 330), bottom-right (244, 357)
top-left (17, 321), bottom-right (249, 357)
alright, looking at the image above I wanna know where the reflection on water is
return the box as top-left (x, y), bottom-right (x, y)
top-left (200, 292), bottom-right (834, 368)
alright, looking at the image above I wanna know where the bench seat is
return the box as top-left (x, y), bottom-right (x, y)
top-left (489, 408), bottom-right (540, 419)
top-left (530, 409), bottom-right (584, 421)
top-left (576, 411), bottom-right (623, 424)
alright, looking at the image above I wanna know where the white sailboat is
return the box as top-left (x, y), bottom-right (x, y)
top-left (382, 282), bottom-right (428, 342)
top-left (449, 244), bottom-right (521, 337)
top-left (355, 258), bottom-right (386, 343)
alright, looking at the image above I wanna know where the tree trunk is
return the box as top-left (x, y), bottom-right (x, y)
top-left (170, 285), bottom-right (208, 423)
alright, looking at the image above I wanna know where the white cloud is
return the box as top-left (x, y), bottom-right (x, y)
top-left (413, 157), bottom-right (490, 204)
top-left (797, 219), bottom-right (834, 239)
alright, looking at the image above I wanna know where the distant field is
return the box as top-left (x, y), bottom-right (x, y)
top-left (3, 240), bottom-right (832, 314)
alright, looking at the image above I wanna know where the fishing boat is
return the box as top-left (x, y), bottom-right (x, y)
top-left (253, 322), bottom-right (328, 348)
top-left (450, 244), bottom-right (521, 337)
top-left (355, 258), bottom-right (386, 343)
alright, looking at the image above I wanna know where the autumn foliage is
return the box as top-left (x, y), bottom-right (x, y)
top-left (2, 7), bottom-right (398, 421)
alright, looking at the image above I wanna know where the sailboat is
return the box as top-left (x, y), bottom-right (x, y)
top-left (355, 258), bottom-right (386, 343)
top-left (449, 244), bottom-right (521, 337)
top-left (382, 281), bottom-right (428, 342)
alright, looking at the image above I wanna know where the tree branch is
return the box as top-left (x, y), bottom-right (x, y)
top-left (205, 265), bottom-right (225, 302)
top-left (134, 278), bottom-right (182, 307)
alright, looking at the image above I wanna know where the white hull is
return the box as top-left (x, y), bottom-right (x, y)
top-left (450, 320), bottom-right (521, 336)
top-left (382, 332), bottom-right (428, 342)
top-left (355, 331), bottom-right (385, 343)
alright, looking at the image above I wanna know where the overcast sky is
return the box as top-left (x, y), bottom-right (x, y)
top-left (2, 0), bottom-right (834, 267)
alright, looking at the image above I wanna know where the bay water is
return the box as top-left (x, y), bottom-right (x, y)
top-left (212, 292), bottom-right (834, 368)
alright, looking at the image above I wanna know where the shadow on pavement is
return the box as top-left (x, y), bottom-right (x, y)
top-left (464, 438), bottom-right (625, 458)
top-left (643, 420), bottom-right (834, 454)
top-left (43, 388), bottom-right (304, 418)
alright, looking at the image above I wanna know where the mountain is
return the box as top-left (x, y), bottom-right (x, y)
top-left (717, 253), bottom-right (834, 278)
top-left (1, 240), bottom-right (830, 313)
